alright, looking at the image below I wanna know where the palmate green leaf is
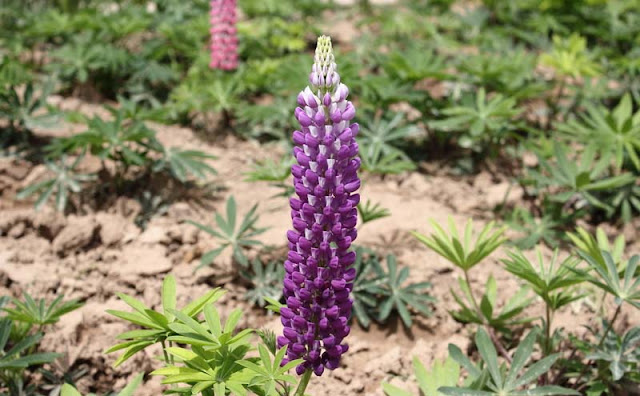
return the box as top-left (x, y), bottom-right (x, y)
top-left (238, 345), bottom-right (302, 395)
top-left (241, 259), bottom-right (284, 308)
top-left (567, 227), bottom-right (626, 269)
top-left (0, 81), bottom-right (59, 132)
top-left (359, 112), bottom-right (418, 159)
top-left (155, 147), bottom-right (217, 183)
top-left (539, 33), bottom-right (601, 79)
top-left (412, 218), bottom-right (507, 271)
top-left (429, 88), bottom-right (521, 151)
top-left (244, 154), bottom-right (293, 183)
top-left (573, 251), bottom-right (640, 309)
top-left (16, 155), bottom-right (95, 212)
top-left (502, 248), bottom-right (584, 311)
top-left (188, 196), bottom-right (267, 270)
top-left (377, 254), bottom-right (435, 328)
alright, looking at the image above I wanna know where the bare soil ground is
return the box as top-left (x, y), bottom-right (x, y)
top-left (1, 97), bottom-right (639, 395)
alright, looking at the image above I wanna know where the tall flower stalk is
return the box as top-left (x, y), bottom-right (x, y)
top-left (278, 36), bottom-right (361, 389)
top-left (209, 0), bottom-right (238, 70)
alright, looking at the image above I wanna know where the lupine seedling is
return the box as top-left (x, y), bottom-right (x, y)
top-left (358, 112), bottom-right (417, 161)
top-left (16, 155), bottom-right (95, 212)
top-left (429, 88), bottom-right (521, 151)
top-left (377, 254), bottom-right (434, 328)
top-left (241, 259), bottom-right (284, 308)
top-left (0, 81), bottom-right (58, 133)
top-left (0, 318), bottom-right (61, 388)
top-left (188, 196), bottom-right (267, 270)
top-left (245, 154), bottom-right (295, 198)
top-left (3, 293), bottom-right (83, 330)
top-left (105, 275), bottom-right (225, 367)
top-left (150, 145), bottom-right (217, 183)
top-left (567, 226), bottom-right (626, 269)
top-left (557, 93), bottom-right (640, 172)
top-left (439, 328), bottom-right (579, 395)
top-left (502, 249), bottom-right (584, 355)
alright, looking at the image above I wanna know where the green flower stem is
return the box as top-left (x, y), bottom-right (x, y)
top-left (294, 370), bottom-right (312, 396)
top-left (463, 270), bottom-right (512, 363)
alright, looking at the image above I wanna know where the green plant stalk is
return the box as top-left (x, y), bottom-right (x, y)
top-left (544, 304), bottom-right (553, 356)
top-left (597, 304), bottom-right (621, 349)
top-left (462, 270), bottom-right (512, 363)
top-left (293, 370), bottom-right (312, 396)
top-left (161, 340), bottom-right (170, 365)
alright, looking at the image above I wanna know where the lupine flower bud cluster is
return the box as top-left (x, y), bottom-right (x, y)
top-left (278, 36), bottom-right (360, 377)
top-left (209, 0), bottom-right (238, 70)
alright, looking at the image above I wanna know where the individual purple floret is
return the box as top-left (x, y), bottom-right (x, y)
top-left (278, 35), bottom-right (360, 377)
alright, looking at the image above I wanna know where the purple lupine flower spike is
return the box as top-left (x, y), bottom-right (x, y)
top-left (209, 0), bottom-right (238, 70)
top-left (278, 36), bottom-right (360, 377)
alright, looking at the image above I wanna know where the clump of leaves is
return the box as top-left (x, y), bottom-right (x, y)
top-left (377, 254), bottom-right (435, 328)
top-left (187, 196), bottom-right (267, 270)
top-left (105, 275), bottom-right (225, 367)
top-left (0, 294), bottom-right (82, 394)
top-left (359, 112), bottom-right (417, 175)
top-left (528, 144), bottom-right (636, 221)
top-left (350, 247), bottom-right (386, 328)
top-left (106, 275), bottom-right (304, 395)
top-left (4, 293), bottom-right (83, 333)
top-left (0, 81), bottom-right (58, 134)
top-left (557, 93), bottom-right (640, 173)
top-left (350, 247), bottom-right (434, 329)
top-left (440, 328), bottom-right (579, 395)
top-left (540, 33), bottom-right (601, 80)
top-left (430, 88), bottom-right (521, 152)
top-left (505, 205), bottom-right (571, 250)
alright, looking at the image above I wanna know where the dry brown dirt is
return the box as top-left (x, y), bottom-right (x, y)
top-left (1, 98), bottom-right (639, 395)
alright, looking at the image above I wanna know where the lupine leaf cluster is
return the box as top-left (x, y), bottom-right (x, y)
top-left (105, 275), bottom-right (304, 396)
